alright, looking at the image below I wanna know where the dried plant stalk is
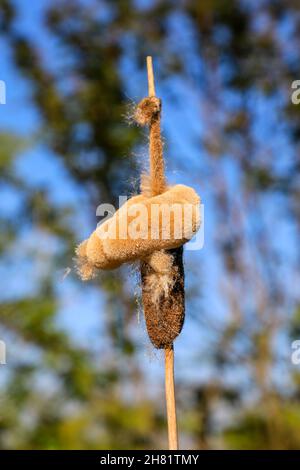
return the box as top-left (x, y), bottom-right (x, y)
top-left (165, 346), bottom-right (178, 449)
top-left (141, 247), bottom-right (184, 349)
top-left (74, 56), bottom-right (201, 451)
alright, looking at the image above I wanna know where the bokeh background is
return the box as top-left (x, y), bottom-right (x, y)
top-left (0, 0), bottom-right (300, 450)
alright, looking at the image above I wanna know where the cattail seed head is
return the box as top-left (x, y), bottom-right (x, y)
top-left (134, 96), bottom-right (161, 126)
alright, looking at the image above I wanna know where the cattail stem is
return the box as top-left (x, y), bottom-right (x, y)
top-left (147, 56), bottom-right (156, 97)
top-left (146, 56), bottom-right (178, 450)
top-left (149, 119), bottom-right (166, 195)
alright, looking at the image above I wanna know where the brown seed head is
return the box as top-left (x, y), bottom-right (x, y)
top-left (134, 96), bottom-right (161, 126)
